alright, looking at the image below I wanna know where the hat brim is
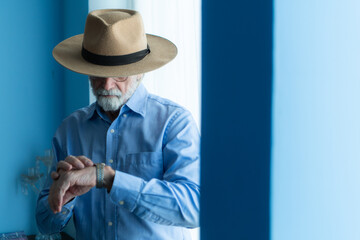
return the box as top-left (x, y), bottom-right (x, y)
top-left (52, 34), bottom-right (177, 77)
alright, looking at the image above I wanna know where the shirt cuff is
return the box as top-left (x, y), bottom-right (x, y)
top-left (42, 197), bottom-right (76, 228)
top-left (109, 170), bottom-right (145, 212)
top-left (61, 197), bottom-right (77, 214)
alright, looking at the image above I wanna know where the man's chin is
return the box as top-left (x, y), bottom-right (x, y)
top-left (100, 95), bottom-right (118, 98)
top-left (97, 99), bottom-right (122, 112)
top-left (100, 105), bottom-right (121, 112)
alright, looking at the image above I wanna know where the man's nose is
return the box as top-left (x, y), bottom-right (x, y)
top-left (102, 78), bottom-right (116, 90)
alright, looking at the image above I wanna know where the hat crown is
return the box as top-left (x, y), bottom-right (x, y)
top-left (52, 8), bottom-right (177, 77)
top-left (83, 9), bottom-right (147, 56)
top-left (96, 11), bottom-right (132, 25)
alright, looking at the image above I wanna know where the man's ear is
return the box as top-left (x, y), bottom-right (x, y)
top-left (137, 73), bottom-right (144, 81)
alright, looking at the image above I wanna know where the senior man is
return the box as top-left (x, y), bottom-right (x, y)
top-left (36, 9), bottom-right (200, 240)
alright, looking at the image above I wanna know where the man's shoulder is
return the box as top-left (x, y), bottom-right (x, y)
top-left (147, 94), bottom-right (186, 112)
top-left (59, 103), bottom-right (96, 128)
top-left (145, 94), bottom-right (194, 125)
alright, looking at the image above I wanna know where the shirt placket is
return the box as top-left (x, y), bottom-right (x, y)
top-left (105, 119), bottom-right (119, 240)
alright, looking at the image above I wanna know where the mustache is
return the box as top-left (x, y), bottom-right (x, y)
top-left (96, 88), bottom-right (122, 97)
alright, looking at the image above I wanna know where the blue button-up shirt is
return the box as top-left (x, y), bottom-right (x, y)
top-left (36, 84), bottom-right (200, 240)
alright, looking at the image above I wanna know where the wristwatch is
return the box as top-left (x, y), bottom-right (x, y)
top-left (96, 163), bottom-right (106, 188)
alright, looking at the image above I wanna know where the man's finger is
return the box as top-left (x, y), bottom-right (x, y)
top-left (77, 155), bottom-right (94, 167)
top-left (62, 193), bottom-right (75, 206)
top-left (49, 181), bottom-right (61, 213)
top-left (56, 161), bottom-right (72, 172)
top-left (57, 173), bottom-right (72, 212)
top-left (65, 155), bottom-right (85, 169)
top-left (51, 171), bottom-right (59, 180)
top-left (50, 173), bottom-right (71, 213)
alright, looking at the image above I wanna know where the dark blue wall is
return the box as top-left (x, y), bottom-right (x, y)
top-left (201, 0), bottom-right (273, 239)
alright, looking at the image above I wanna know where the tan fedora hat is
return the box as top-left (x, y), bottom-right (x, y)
top-left (53, 9), bottom-right (177, 77)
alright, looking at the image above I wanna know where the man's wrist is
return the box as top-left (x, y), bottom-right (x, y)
top-left (96, 163), bottom-right (106, 188)
top-left (104, 166), bottom-right (115, 193)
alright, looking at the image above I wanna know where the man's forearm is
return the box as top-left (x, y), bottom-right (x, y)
top-left (104, 165), bottom-right (115, 192)
top-left (48, 167), bottom-right (96, 213)
top-left (108, 170), bottom-right (200, 228)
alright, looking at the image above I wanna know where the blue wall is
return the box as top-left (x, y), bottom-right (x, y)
top-left (63, 0), bottom-right (89, 117)
top-left (0, 0), bottom-right (64, 234)
top-left (0, 0), bottom-right (88, 235)
top-left (272, 1), bottom-right (360, 239)
top-left (201, 0), bottom-right (273, 239)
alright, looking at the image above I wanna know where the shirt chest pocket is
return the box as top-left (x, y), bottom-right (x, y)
top-left (122, 152), bottom-right (163, 181)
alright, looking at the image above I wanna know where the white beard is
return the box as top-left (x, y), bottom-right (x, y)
top-left (93, 80), bottom-right (140, 112)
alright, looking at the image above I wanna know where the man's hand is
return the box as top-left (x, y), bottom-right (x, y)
top-left (48, 166), bottom-right (96, 213)
top-left (48, 155), bottom-right (115, 213)
top-left (51, 155), bottom-right (94, 181)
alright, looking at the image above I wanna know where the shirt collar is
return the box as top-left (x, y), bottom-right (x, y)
top-left (85, 102), bottom-right (98, 120)
top-left (123, 83), bottom-right (148, 117)
top-left (86, 83), bottom-right (148, 121)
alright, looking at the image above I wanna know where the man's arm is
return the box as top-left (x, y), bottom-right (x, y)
top-left (38, 109), bottom-right (200, 229)
top-left (36, 143), bottom-right (73, 234)
top-left (35, 141), bottom-right (93, 234)
top-left (45, 165), bottom-right (113, 214)
top-left (108, 110), bottom-right (200, 227)
top-left (48, 166), bottom-right (96, 213)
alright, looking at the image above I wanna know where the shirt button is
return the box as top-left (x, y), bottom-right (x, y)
top-left (123, 114), bottom-right (127, 118)
top-left (108, 221), bottom-right (113, 226)
top-left (110, 129), bottom-right (115, 133)
top-left (119, 201), bottom-right (124, 205)
top-left (109, 159), bottom-right (114, 164)
top-left (62, 211), bottom-right (67, 215)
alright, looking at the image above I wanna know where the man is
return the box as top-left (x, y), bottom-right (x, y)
top-left (36, 9), bottom-right (200, 240)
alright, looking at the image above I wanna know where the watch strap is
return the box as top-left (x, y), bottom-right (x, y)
top-left (96, 163), bottom-right (106, 188)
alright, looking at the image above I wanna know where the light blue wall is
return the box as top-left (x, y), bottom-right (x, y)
top-left (60, 1), bottom-right (89, 237)
top-left (0, 0), bottom-right (64, 234)
top-left (0, 0), bottom-right (89, 235)
top-left (272, 1), bottom-right (360, 239)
